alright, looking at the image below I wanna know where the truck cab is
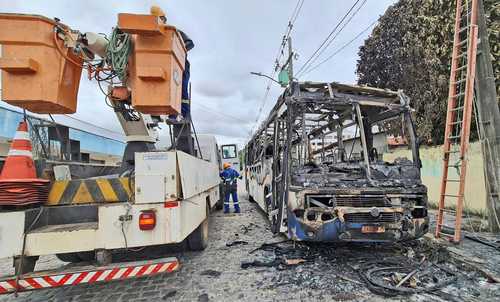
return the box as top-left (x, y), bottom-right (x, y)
top-left (220, 144), bottom-right (240, 171)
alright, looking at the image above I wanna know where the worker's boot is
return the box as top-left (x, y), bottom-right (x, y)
top-left (234, 203), bottom-right (241, 214)
top-left (224, 203), bottom-right (230, 214)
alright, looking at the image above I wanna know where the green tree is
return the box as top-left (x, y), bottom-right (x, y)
top-left (356, 0), bottom-right (498, 145)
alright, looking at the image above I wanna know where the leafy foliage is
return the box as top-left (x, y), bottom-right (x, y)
top-left (356, 0), bottom-right (499, 145)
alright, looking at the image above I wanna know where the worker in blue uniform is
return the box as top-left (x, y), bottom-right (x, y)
top-left (220, 162), bottom-right (241, 214)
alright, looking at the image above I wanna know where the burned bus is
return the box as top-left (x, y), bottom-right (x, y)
top-left (245, 81), bottom-right (429, 242)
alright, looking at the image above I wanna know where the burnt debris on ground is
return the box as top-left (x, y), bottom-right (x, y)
top-left (240, 238), bottom-right (500, 301)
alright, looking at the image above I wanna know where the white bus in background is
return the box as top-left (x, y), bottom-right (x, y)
top-left (220, 144), bottom-right (240, 171)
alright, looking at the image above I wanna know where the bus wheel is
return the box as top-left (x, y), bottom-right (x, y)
top-left (187, 204), bottom-right (209, 251)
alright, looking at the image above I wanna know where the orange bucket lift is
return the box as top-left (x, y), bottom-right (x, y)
top-left (0, 14), bottom-right (83, 114)
top-left (0, 121), bottom-right (49, 206)
top-left (118, 13), bottom-right (186, 115)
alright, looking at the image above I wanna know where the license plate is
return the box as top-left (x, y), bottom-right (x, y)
top-left (361, 225), bottom-right (385, 233)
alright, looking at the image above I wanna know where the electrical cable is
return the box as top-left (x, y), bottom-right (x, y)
top-left (297, 0), bottom-right (368, 77)
top-left (53, 31), bottom-right (86, 69)
top-left (249, 0), bottom-right (305, 137)
top-left (117, 169), bottom-right (146, 253)
top-left (106, 27), bottom-right (132, 82)
top-left (190, 118), bottom-right (204, 160)
top-left (194, 103), bottom-right (248, 124)
top-left (295, 0), bottom-right (363, 76)
top-left (171, 121), bottom-right (187, 151)
top-left (15, 207), bottom-right (44, 296)
top-left (48, 114), bottom-right (69, 160)
top-left (300, 18), bottom-right (378, 77)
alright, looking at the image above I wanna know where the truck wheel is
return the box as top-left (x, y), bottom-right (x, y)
top-left (77, 251), bottom-right (96, 262)
top-left (14, 256), bottom-right (38, 275)
top-left (187, 205), bottom-right (209, 251)
top-left (216, 184), bottom-right (224, 210)
top-left (56, 252), bottom-right (81, 263)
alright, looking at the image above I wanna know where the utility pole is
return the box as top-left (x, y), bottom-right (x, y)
top-left (475, 0), bottom-right (500, 232)
top-left (287, 36), bottom-right (294, 81)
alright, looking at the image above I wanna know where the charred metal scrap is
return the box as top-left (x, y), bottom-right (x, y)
top-left (242, 240), bottom-right (461, 298)
top-left (358, 258), bottom-right (457, 297)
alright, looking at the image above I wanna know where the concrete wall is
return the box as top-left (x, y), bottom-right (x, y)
top-left (384, 142), bottom-right (486, 214)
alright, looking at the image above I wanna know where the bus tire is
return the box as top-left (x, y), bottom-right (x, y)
top-left (187, 204), bottom-right (209, 251)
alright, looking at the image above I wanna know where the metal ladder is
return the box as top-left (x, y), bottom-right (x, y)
top-left (435, 0), bottom-right (479, 243)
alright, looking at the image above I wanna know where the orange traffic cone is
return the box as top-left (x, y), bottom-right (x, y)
top-left (0, 121), bottom-right (49, 206)
top-left (0, 120), bottom-right (37, 179)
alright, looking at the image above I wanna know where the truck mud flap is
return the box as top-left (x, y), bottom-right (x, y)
top-left (0, 257), bottom-right (179, 295)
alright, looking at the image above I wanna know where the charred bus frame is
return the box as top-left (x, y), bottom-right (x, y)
top-left (245, 81), bottom-right (429, 242)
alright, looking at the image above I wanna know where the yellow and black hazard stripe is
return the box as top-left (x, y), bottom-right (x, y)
top-left (47, 177), bottom-right (132, 206)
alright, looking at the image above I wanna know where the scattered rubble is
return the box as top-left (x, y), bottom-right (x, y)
top-left (226, 240), bottom-right (249, 247)
top-left (240, 238), bottom-right (500, 300)
top-left (163, 290), bottom-right (177, 299)
top-left (200, 269), bottom-right (222, 277)
top-left (240, 222), bottom-right (261, 234)
top-left (198, 293), bottom-right (209, 302)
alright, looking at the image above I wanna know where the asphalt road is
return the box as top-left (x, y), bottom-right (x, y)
top-left (1, 192), bottom-right (499, 302)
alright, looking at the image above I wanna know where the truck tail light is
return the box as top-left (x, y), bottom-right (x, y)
top-left (164, 201), bottom-right (179, 208)
top-left (139, 210), bottom-right (156, 230)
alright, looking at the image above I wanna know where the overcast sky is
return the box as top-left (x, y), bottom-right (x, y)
top-left (0, 0), bottom-right (396, 147)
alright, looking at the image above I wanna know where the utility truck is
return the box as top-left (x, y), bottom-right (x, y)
top-left (0, 9), bottom-right (221, 294)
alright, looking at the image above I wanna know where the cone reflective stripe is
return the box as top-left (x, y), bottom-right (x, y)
top-left (13, 130), bottom-right (30, 141)
top-left (0, 121), bottom-right (49, 206)
top-left (7, 149), bottom-right (33, 157)
top-left (0, 121), bottom-right (36, 179)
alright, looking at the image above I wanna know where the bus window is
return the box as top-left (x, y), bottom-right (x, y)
top-left (222, 144), bottom-right (237, 159)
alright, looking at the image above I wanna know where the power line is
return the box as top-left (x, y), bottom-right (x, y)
top-left (249, 0), bottom-right (304, 137)
top-left (300, 19), bottom-right (378, 77)
top-left (193, 103), bottom-right (249, 124)
top-left (297, 0), bottom-right (368, 77)
top-left (276, 0), bottom-right (304, 69)
top-left (295, 0), bottom-right (363, 77)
